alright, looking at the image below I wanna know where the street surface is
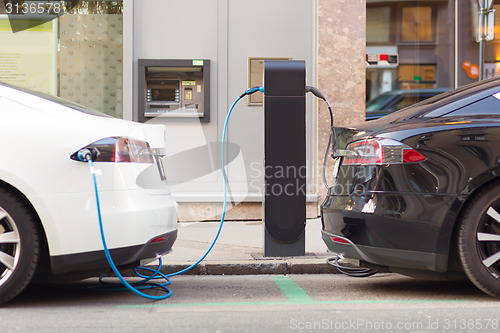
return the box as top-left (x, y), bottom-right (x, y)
top-left (1, 273), bottom-right (499, 332)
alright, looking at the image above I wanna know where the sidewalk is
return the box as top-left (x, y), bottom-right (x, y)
top-left (152, 218), bottom-right (339, 275)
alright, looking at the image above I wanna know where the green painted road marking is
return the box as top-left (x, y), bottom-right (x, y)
top-left (117, 276), bottom-right (474, 309)
top-left (271, 275), bottom-right (312, 303)
top-left (118, 299), bottom-right (474, 309)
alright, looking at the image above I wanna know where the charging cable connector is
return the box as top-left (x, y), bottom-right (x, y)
top-left (240, 86), bottom-right (264, 98)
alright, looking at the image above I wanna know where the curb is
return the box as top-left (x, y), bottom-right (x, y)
top-left (135, 259), bottom-right (340, 276)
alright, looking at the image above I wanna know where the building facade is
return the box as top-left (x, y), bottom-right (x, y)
top-left (1, 1), bottom-right (495, 221)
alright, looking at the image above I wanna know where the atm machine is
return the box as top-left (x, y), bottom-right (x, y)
top-left (137, 59), bottom-right (210, 123)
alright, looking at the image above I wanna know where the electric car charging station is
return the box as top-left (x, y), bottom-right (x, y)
top-left (0, 46), bottom-right (366, 303)
top-left (6, 5), bottom-right (500, 332)
top-left (263, 60), bottom-right (307, 257)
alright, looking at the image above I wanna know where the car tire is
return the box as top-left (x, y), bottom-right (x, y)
top-left (458, 183), bottom-right (500, 297)
top-left (0, 190), bottom-right (40, 305)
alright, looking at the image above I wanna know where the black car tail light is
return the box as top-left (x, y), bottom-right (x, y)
top-left (71, 137), bottom-right (154, 163)
top-left (342, 138), bottom-right (426, 165)
top-left (331, 236), bottom-right (350, 244)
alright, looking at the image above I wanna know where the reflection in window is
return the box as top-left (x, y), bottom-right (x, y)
top-left (393, 95), bottom-right (418, 111)
top-left (401, 7), bottom-right (432, 42)
top-left (0, 1), bottom-right (124, 118)
top-left (451, 96), bottom-right (500, 117)
top-left (399, 64), bottom-right (436, 90)
top-left (367, 7), bottom-right (391, 43)
top-left (494, 5), bottom-right (500, 42)
top-left (59, 2), bottom-right (123, 118)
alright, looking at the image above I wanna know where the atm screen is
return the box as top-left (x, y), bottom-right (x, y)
top-left (148, 79), bottom-right (179, 102)
top-left (150, 88), bottom-right (176, 101)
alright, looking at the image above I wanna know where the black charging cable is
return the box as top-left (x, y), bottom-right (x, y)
top-left (327, 256), bottom-right (378, 278)
top-left (305, 86), bottom-right (334, 189)
top-left (306, 87), bottom-right (378, 278)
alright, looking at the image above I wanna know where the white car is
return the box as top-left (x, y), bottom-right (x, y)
top-left (0, 82), bottom-right (178, 304)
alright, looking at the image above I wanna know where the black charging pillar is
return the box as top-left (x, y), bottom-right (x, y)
top-left (263, 60), bottom-right (306, 257)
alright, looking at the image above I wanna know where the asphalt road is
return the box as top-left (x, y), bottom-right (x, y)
top-left (2, 273), bottom-right (499, 333)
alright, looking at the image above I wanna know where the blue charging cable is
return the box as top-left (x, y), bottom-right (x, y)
top-left (82, 86), bottom-right (264, 300)
top-left (84, 157), bottom-right (173, 299)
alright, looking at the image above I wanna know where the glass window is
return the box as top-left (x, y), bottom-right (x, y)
top-left (0, 1), bottom-right (123, 118)
top-left (393, 95), bottom-right (418, 111)
top-left (494, 4), bottom-right (500, 42)
top-left (399, 64), bottom-right (436, 90)
top-left (401, 7), bottom-right (433, 42)
top-left (366, 93), bottom-right (394, 112)
top-left (483, 3), bottom-right (500, 80)
top-left (367, 7), bottom-right (391, 43)
top-left (451, 96), bottom-right (500, 117)
top-left (366, 1), bottom-right (453, 115)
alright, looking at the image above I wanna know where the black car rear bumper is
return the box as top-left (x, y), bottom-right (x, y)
top-left (321, 190), bottom-right (457, 273)
top-left (321, 229), bottom-right (448, 272)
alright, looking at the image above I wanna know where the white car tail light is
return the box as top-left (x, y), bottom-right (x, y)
top-left (71, 137), bottom-right (154, 163)
top-left (342, 138), bottom-right (426, 165)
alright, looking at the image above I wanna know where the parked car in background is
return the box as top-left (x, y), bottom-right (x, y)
top-left (0, 82), bottom-right (178, 304)
top-left (366, 88), bottom-right (451, 120)
top-left (322, 76), bottom-right (500, 297)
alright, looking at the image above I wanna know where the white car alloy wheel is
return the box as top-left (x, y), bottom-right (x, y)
top-left (0, 208), bottom-right (21, 285)
top-left (0, 190), bottom-right (40, 305)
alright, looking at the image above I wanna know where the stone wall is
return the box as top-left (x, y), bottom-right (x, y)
top-left (316, 0), bottom-right (366, 212)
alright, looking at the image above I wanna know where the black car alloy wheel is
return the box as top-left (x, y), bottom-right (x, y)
top-left (0, 190), bottom-right (40, 304)
top-left (459, 183), bottom-right (500, 297)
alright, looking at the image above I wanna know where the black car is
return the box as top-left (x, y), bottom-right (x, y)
top-left (366, 88), bottom-right (451, 120)
top-left (321, 76), bottom-right (500, 297)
